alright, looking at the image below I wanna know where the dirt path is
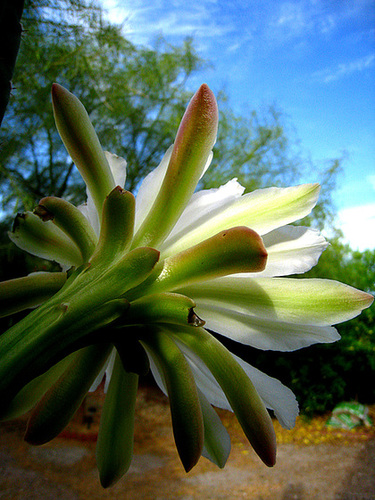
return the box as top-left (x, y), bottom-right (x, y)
top-left (1, 386), bottom-right (374, 499)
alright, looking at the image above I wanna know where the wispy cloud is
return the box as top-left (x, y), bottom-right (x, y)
top-left (266, 0), bottom-right (339, 43)
top-left (102, 0), bottom-right (235, 47)
top-left (313, 53), bottom-right (375, 83)
top-left (102, 0), bottom-right (375, 65)
top-left (271, 2), bottom-right (310, 37)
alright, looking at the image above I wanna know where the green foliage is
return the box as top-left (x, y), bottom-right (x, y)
top-left (301, 158), bottom-right (344, 231)
top-left (0, 0), bottom-right (204, 213)
top-left (201, 95), bottom-right (301, 191)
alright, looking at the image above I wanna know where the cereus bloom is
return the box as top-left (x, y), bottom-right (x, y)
top-left (0, 83), bottom-right (372, 488)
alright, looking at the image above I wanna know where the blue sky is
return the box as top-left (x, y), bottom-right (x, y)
top-left (103, 0), bottom-right (375, 250)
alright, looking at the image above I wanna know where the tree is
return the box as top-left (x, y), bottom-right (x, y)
top-left (202, 94), bottom-right (301, 191)
top-left (0, 0), bottom-right (204, 214)
top-left (1, 0), bottom-right (345, 278)
top-left (2, 0), bottom-right (343, 230)
top-left (0, 0), bottom-right (25, 126)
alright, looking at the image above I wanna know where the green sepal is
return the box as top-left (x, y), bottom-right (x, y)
top-left (59, 247), bottom-right (160, 305)
top-left (172, 326), bottom-right (276, 467)
top-left (141, 329), bottom-right (204, 472)
top-left (0, 351), bottom-right (75, 421)
top-left (52, 83), bottom-right (115, 217)
top-left (127, 227), bottom-right (267, 300)
top-left (122, 292), bottom-right (204, 327)
top-left (0, 298), bottom-right (129, 407)
top-left (198, 389), bottom-right (231, 469)
top-left (96, 353), bottom-right (139, 488)
top-left (94, 246), bottom-right (160, 299)
top-left (35, 196), bottom-right (98, 262)
top-left (132, 84), bottom-right (218, 249)
top-left (0, 272), bottom-right (66, 318)
top-left (0, 244), bottom-right (159, 404)
top-left (9, 212), bottom-right (83, 267)
top-left (25, 343), bottom-right (112, 445)
top-left (90, 187), bottom-right (135, 266)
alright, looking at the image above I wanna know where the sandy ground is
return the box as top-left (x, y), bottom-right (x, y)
top-left (1, 385), bottom-right (374, 500)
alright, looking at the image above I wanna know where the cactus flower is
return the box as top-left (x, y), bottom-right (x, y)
top-left (0, 83), bottom-right (372, 488)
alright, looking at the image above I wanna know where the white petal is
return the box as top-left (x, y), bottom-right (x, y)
top-left (76, 152), bottom-right (126, 237)
top-left (77, 187), bottom-right (100, 236)
top-left (233, 354), bottom-right (298, 429)
top-left (103, 349), bottom-right (117, 393)
top-left (86, 191), bottom-right (100, 236)
top-left (160, 179), bottom-right (245, 256)
top-left (180, 277), bottom-right (372, 327)
top-left (134, 146), bottom-right (173, 232)
top-left (200, 150), bottom-right (213, 180)
top-left (89, 347), bottom-right (116, 392)
top-left (178, 276), bottom-right (372, 351)
top-left (76, 202), bottom-right (97, 234)
top-left (104, 151), bottom-right (127, 188)
top-left (192, 303), bottom-right (340, 351)
top-left (172, 337), bottom-right (231, 410)
top-left (143, 344), bottom-right (170, 399)
top-left (160, 184), bottom-right (320, 256)
top-left (257, 225), bottom-right (328, 277)
top-left (77, 202), bottom-right (89, 221)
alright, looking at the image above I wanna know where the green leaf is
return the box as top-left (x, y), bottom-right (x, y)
top-left (96, 246), bottom-right (160, 299)
top-left (0, 298), bottom-right (129, 406)
top-left (0, 244), bottom-right (160, 405)
top-left (0, 351), bottom-right (75, 421)
top-left (198, 389), bottom-right (231, 469)
top-left (90, 187), bottom-right (135, 266)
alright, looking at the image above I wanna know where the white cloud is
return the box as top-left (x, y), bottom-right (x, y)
top-left (338, 203), bottom-right (375, 251)
top-left (274, 2), bottom-right (308, 33)
top-left (314, 53), bottom-right (375, 83)
top-left (101, 0), bottom-right (234, 47)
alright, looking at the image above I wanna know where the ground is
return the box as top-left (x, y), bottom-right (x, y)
top-left (1, 385), bottom-right (374, 499)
